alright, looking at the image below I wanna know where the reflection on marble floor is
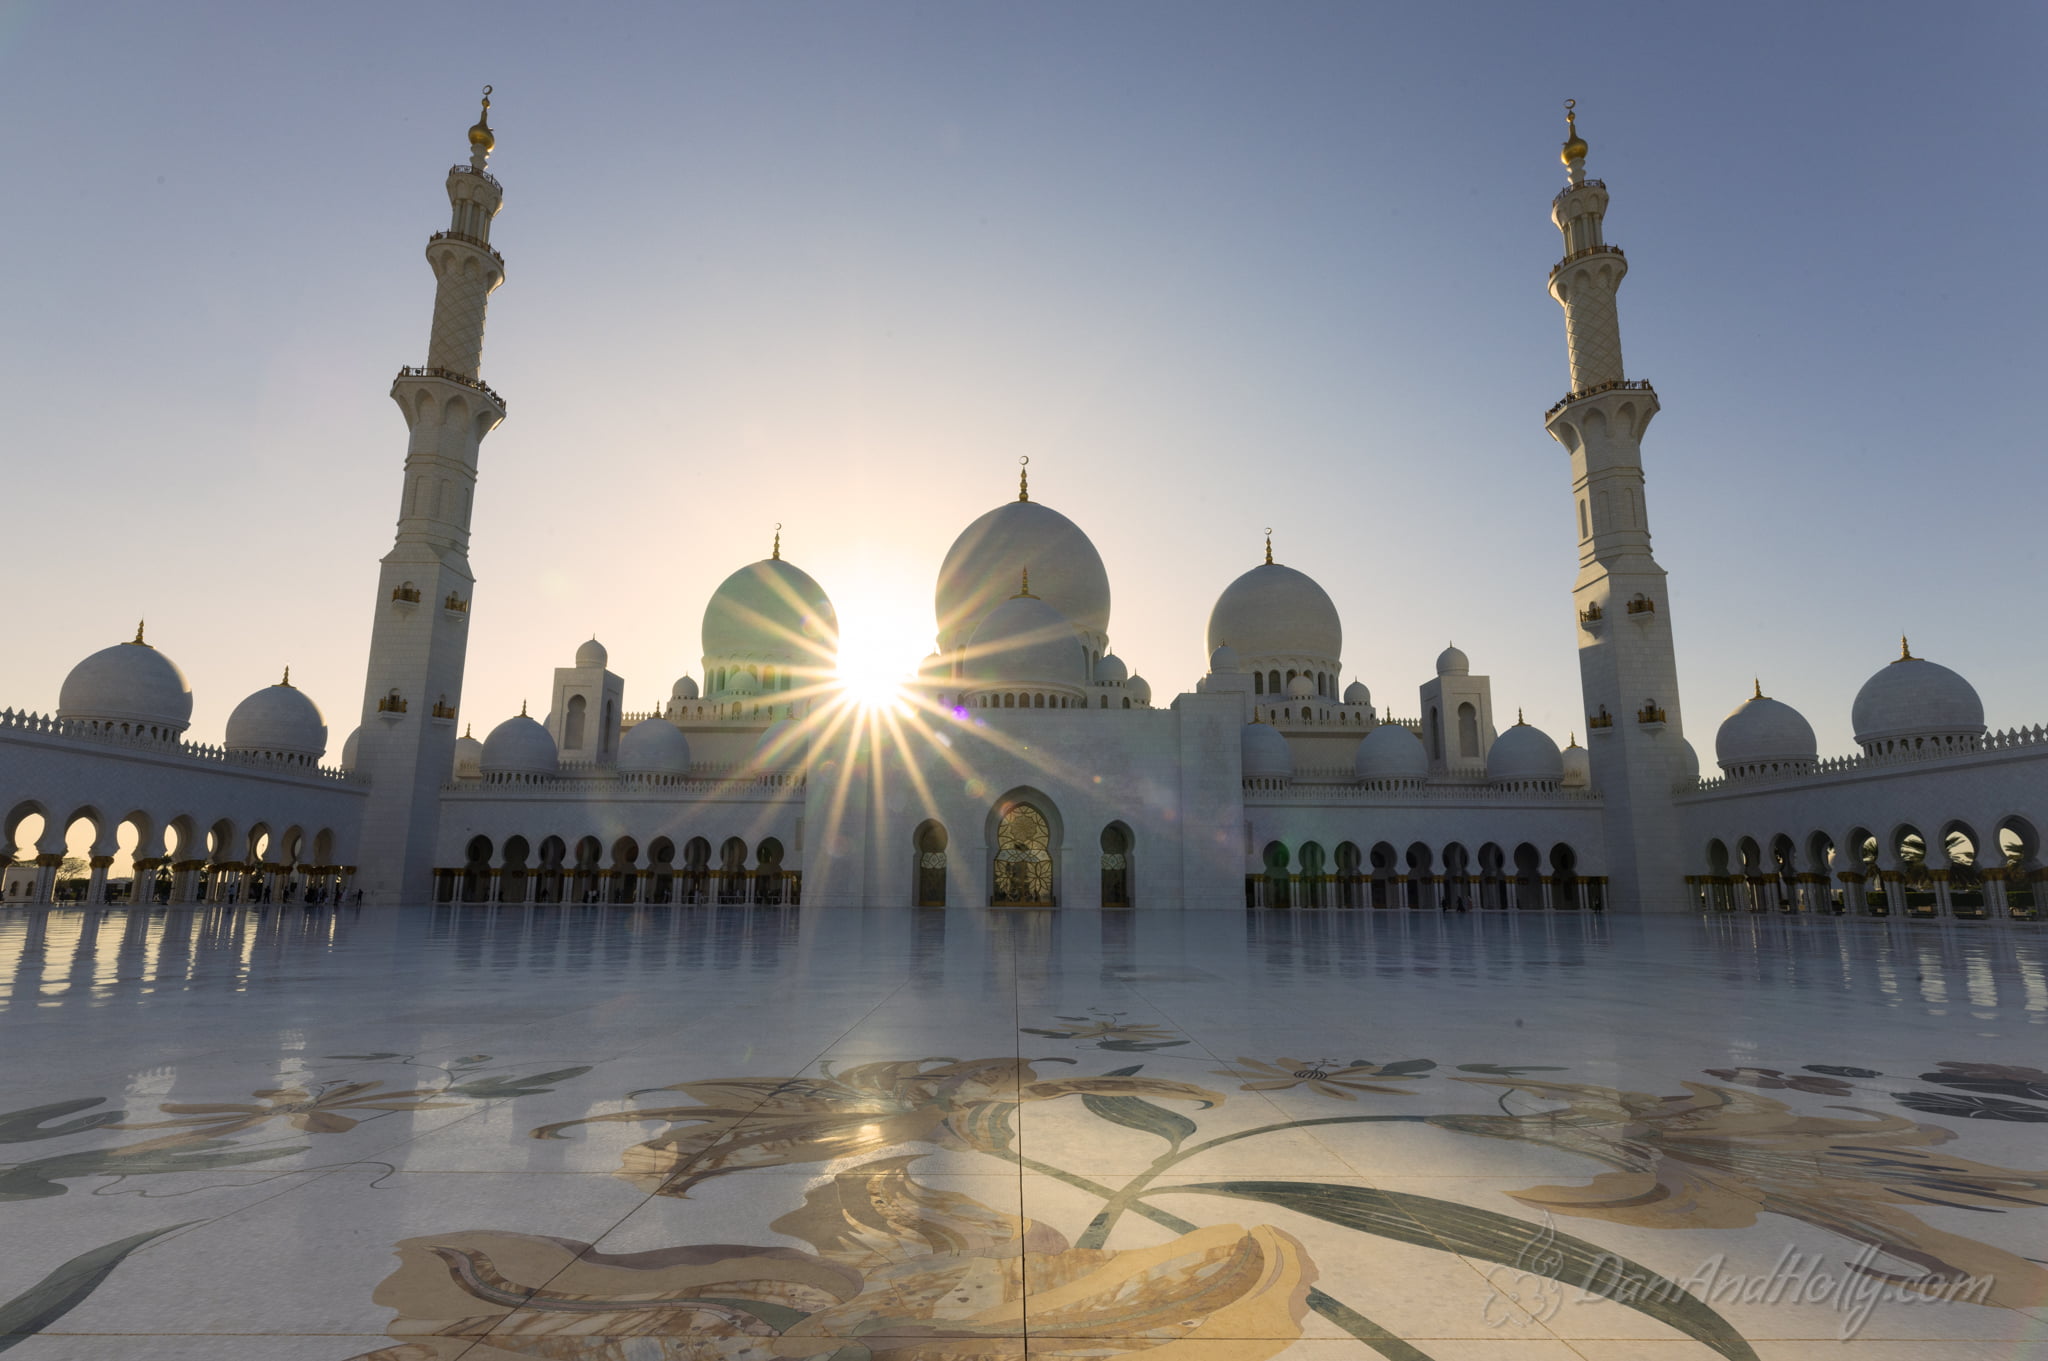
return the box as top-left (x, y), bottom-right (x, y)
top-left (0, 907), bottom-right (2044, 1358)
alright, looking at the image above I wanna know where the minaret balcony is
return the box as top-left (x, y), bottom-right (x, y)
top-left (428, 230), bottom-right (505, 267)
top-left (1544, 378), bottom-right (1655, 422)
top-left (1548, 243), bottom-right (1625, 282)
top-left (394, 366), bottom-right (508, 415)
top-left (1578, 603), bottom-right (1606, 637)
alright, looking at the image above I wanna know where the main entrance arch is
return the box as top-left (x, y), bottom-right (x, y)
top-left (988, 792), bottom-right (1059, 907)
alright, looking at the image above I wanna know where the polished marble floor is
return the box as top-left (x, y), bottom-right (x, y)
top-left (0, 904), bottom-right (2045, 1359)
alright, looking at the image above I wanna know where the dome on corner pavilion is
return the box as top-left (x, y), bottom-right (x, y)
top-left (224, 679), bottom-right (327, 759)
top-left (58, 634), bottom-right (193, 734)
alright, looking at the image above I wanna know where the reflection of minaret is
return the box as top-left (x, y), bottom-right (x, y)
top-left (1542, 103), bottom-right (1687, 912)
top-left (353, 91), bottom-right (509, 903)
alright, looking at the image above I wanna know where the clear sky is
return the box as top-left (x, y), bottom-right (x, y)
top-left (3, 1), bottom-right (2043, 760)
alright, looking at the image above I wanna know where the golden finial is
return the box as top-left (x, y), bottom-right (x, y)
top-left (130, 619), bottom-right (148, 647)
top-left (1264, 528), bottom-right (1273, 566)
top-left (281, 666), bottom-right (293, 688)
top-left (1517, 707), bottom-right (1526, 726)
top-left (1898, 634), bottom-right (1914, 662)
top-left (1752, 678), bottom-right (1763, 700)
top-left (519, 698), bottom-right (528, 717)
top-left (1014, 567), bottom-right (1036, 598)
top-left (464, 723), bottom-right (473, 738)
top-left (1560, 99), bottom-right (1588, 166)
top-left (772, 523), bottom-right (782, 561)
top-left (1568, 731), bottom-right (1579, 748)
top-left (468, 85), bottom-right (495, 156)
top-left (1018, 455), bottom-right (1030, 503)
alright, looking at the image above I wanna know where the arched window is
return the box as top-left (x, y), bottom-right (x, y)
top-left (564, 695), bottom-right (587, 751)
top-left (1457, 703), bottom-right (1479, 759)
top-left (1429, 706), bottom-right (1443, 760)
top-left (1101, 824), bottom-right (1131, 907)
top-left (916, 822), bottom-right (948, 907)
top-left (993, 803), bottom-right (1055, 906)
top-left (601, 700), bottom-right (615, 753)
top-left (1100, 695), bottom-right (1108, 709)
top-left (1004, 694), bottom-right (1014, 708)
top-left (1268, 670), bottom-right (1281, 695)
top-left (1034, 694), bottom-right (1044, 709)
top-left (1122, 697), bottom-right (1131, 709)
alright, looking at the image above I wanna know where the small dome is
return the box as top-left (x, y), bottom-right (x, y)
top-left (1486, 719), bottom-right (1563, 783)
top-left (340, 726), bottom-right (362, 773)
top-left (1435, 644), bottom-right (1470, 677)
top-left (751, 717), bottom-right (806, 771)
top-left (703, 557), bottom-right (839, 668)
top-left (1676, 738), bottom-right (1701, 787)
top-left (1209, 643), bottom-right (1240, 674)
top-left (1286, 674), bottom-right (1316, 699)
top-left (1354, 723), bottom-right (1428, 781)
top-left (480, 713), bottom-right (559, 777)
top-left (936, 497), bottom-right (1111, 653)
top-left (1128, 674), bottom-right (1152, 705)
top-left (618, 719), bottom-right (692, 777)
top-left (1715, 686), bottom-right (1818, 771)
top-left (1561, 737), bottom-right (1591, 789)
top-left (671, 675), bottom-right (699, 701)
top-left (57, 631), bottom-right (194, 735)
top-left (224, 677), bottom-right (327, 759)
top-left (724, 670), bottom-right (761, 697)
top-left (453, 729), bottom-right (485, 779)
top-left (967, 587), bottom-right (1085, 690)
top-left (575, 637), bottom-right (609, 669)
top-left (1241, 721), bottom-right (1293, 782)
top-left (1343, 680), bottom-right (1371, 706)
top-left (1850, 643), bottom-right (1985, 749)
top-left (1095, 653), bottom-right (1129, 684)
top-left (1207, 563), bottom-right (1341, 666)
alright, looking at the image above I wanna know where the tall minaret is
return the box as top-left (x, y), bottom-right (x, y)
top-left (353, 90), bottom-right (509, 903)
top-left (1542, 103), bottom-right (1688, 912)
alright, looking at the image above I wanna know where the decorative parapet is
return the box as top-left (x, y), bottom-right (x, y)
top-left (447, 763), bottom-right (801, 795)
top-left (376, 693), bottom-right (409, 714)
top-left (1682, 722), bottom-right (2048, 795)
top-left (430, 699), bottom-right (458, 720)
top-left (1625, 596), bottom-right (1656, 615)
top-left (390, 584), bottom-right (422, 603)
top-left (0, 706), bottom-right (360, 783)
top-left (1636, 703), bottom-right (1666, 725)
top-left (1252, 780), bottom-right (1601, 805)
top-left (1586, 709), bottom-right (1614, 730)
top-left (394, 365), bottom-right (507, 413)
top-left (443, 593), bottom-right (468, 613)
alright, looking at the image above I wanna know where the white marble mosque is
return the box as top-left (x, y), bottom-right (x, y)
top-left (4, 98), bottom-right (2046, 919)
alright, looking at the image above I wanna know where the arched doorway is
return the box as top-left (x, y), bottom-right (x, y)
top-left (1335, 842), bottom-right (1364, 908)
top-left (1298, 842), bottom-right (1326, 908)
top-left (681, 837), bottom-right (711, 905)
top-left (461, 836), bottom-right (493, 903)
top-left (500, 836), bottom-right (530, 904)
top-left (914, 822), bottom-right (948, 907)
top-left (757, 838), bottom-right (787, 904)
top-left (1260, 841), bottom-right (1291, 909)
top-left (717, 837), bottom-right (748, 904)
top-left (1100, 824), bottom-right (1132, 908)
top-left (991, 800), bottom-right (1056, 907)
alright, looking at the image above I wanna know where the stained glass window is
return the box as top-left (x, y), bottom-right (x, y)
top-left (994, 803), bottom-right (1054, 906)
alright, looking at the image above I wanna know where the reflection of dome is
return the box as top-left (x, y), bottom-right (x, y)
top-left (619, 719), bottom-right (692, 777)
top-left (224, 677), bottom-right (327, 760)
top-left (1354, 723), bottom-right (1427, 781)
top-left (1207, 563), bottom-right (1340, 665)
top-left (1286, 674), bottom-right (1316, 699)
top-left (1343, 680), bottom-right (1370, 706)
top-left (480, 713), bottom-right (558, 777)
top-left (937, 498), bottom-right (1110, 654)
top-left (58, 631), bottom-right (194, 736)
top-left (751, 717), bottom-right (806, 772)
top-left (1095, 653), bottom-right (1129, 684)
top-left (1850, 643), bottom-right (1985, 750)
top-left (702, 557), bottom-right (839, 666)
top-left (1128, 675), bottom-right (1151, 706)
top-left (1208, 643), bottom-right (1240, 674)
top-left (1487, 720), bottom-right (1563, 783)
top-left (1716, 686), bottom-right (1818, 772)
top-left (967, 588), bottom-right (1085, 691)
top-left (340, 726), bottom-right (362, 772)
top-left (1241, 721), bottom-right (1293, 782)
top-left (671, 675), bottom-right (699, 701)
top-left (576, 637), bottom-right (609, 669)
top-left (1561, 736), bottom-right (1591, 788)
top-left (453, 728), bottom-right (485, 779)
top-left (1435, 644), bottom-right (1470, 676)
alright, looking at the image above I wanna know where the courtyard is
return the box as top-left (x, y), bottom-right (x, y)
top-left (0, 904), bottom-right (2043, 1359)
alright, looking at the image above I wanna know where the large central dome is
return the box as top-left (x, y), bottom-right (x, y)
top-left (936, 498), bottom-right (1110, 654)
top-left (1207, 562), bottom-right (1341, 666)
top-left (702, 557), bottom-right (839, 669)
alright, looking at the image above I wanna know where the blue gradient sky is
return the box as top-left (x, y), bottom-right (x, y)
top-left (3, 1), bottom-right (2042, 758)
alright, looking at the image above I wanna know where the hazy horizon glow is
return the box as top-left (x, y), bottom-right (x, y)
top-left (4, 3), bottom-right (2044, 786)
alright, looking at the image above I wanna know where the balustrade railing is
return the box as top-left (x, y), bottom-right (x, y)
top-left (394, 365), bottom-right (507, 412)
top-left (0, 707), bottom-right (358, 782)
top-left (1545, 378), bottom-right (1655, 420)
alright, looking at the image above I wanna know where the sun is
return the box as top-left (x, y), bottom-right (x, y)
top-left (833, 597), bottom-right (929, 713)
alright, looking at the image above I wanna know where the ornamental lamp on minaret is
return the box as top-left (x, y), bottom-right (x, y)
top-left (1541, 103), bottom-right (1689, 913)
top-left (352, 89), bottom-right (511, 904)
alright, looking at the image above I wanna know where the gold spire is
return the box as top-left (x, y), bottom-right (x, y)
top-left (1014, 567), bottom-right (1035, 598)
top-left (772, 523), bottom-right (782, 561)
top-left (1753, 678), bottom-right (1763, 700)
top-left (1018, 455), bottom-right (1030, 503)
top-left (1898, 634), bottom-right (1914, 662)
top-left (1568, 731), bottom-right (1579, 748)
top-left (1264, 528), bottom-right (1273, 566)
top-left (1516, 707), bottom-right (1526, 726)
top-left (280, 666), bottom-right (293, 688)
top-left (464, 723), bottom-right (473, 738)
top-left (519, 699), bottom-right (528, 717)
top-left (130, 619), bottom-right (149, 647)
top-left (468, 85), bottom-right (495, 155)
top-left (1560, 99), bottom-right (1588, 166)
